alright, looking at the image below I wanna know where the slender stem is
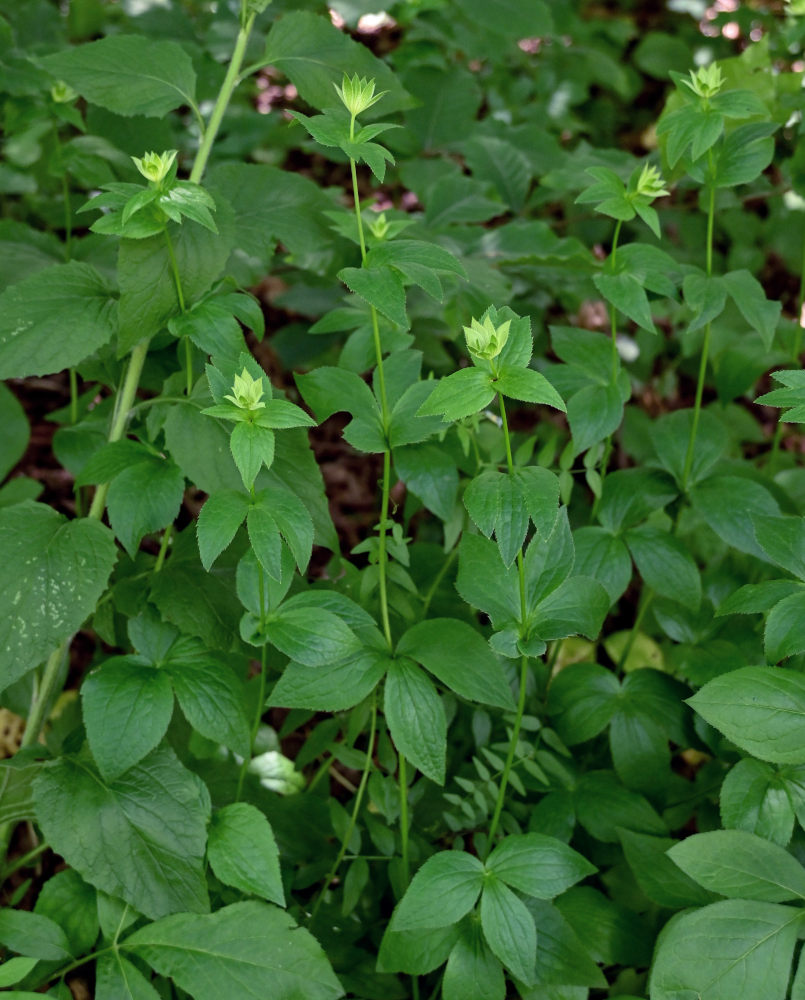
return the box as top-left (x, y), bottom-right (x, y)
top-left (681, 175), bottom-right (716, 491)
top-left (1, 840), bottom-right (48, 880)
top-left (153, 523), bottom-right (173, 573)
top-left (399, 751), bottom-right (410, 885)
top-left (44, 946), bottom-right (113, 982)
top-left (617, 588), bottom-right (653, 672)
top-left (61, 170), bottom-right (72, 260)
top-left (164, 228), bottom-right (192, 395)
top-left (189, 14), bottom-right (255, 184)
top-left (309, 693), bottom-right (377, 922)
top-left (484, 392), bottom-right (530, 858)
top-left (88, 339), bottom-right (151, 520)
top-left (484, 656), bottom-right (528, 858)
top-left (609, 218), bottom-right (623, 385)
top-left (236, 561), bottom-right (268, 802)
top-left (377, 449), bottom-right (393, 647)
top-left (420, 546), bottom-right (458, 618)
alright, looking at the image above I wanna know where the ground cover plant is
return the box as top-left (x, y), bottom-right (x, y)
top-left (6, 0), bottom-right (805, 997)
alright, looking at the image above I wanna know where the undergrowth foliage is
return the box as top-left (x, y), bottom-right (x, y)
top-left (4, 0), bottom-right (805, 998)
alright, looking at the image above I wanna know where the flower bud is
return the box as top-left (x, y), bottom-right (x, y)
top-left (333, 73), bottom-right (387, 118)
top-left (224, 368), bottom-right (266, 411)
top-left (634, 163), bottom-right (669, 200)
top-left (51, 81), bottom-right (78, 104)
top-left (132, 149), bottom-right (178, 185)
top-left (684, 63), bottom-right (724, 99)
top-left (464, 315), bottom-right (510, 362)
top-left (369, 212), bottom-right (390, 239)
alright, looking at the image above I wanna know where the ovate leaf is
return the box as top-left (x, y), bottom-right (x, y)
top-left (0, 502), bottom-right (116, 693)
top-left (384, 659), bottom-right (446, 784)
top-left (34, 746), bottom-right (210, 920)
top-left (0, 263), bottom-right (117, 379)
top-left (40, 35), bottom-right (197, 117)
top-left (126, 901), bottom-right (343, 1000)
top-left (207, 803), bottom-right (284, 906)
top-left (390, 851), bottom-right (484, 931)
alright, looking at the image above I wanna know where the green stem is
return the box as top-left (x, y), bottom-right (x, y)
top-left (309, 692), bottom-right (377, 922)
top-left (377, 449), bottom-right (393, 648)
top-left (484, 656), bottom-right (528, 859)
top-left (681, 177), bottom-right (716, 492)
top-left (484, 391), bottom-right (530, 858)
top-left (189, 13), bottom-right (255, 184)
top-left (617, 588), bottom-right (653, 672)
top-left (153, 523), bottom-right (173, 573)
top-left (45, 946), bottom-right (113, 983)
top-left (87, 339), bottom-right (151, 520)
top-left (609, 218), bottom-right (623, 385)
top-left (399, 751), bottom-right (410, 885)
top-left (420, 546), bottom-right (458, 618)
top-left (1, 840), bottom-right (48, 880)
top-left (164, 228), bottom-right (192, 395)
top-left (236, 561), bottom-right (268, 802)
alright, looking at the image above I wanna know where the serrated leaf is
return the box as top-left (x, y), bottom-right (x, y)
top-left (207, 803), bottom-right (284, 906)
top-left (0, 262), bottom-right (117, 379)
top-left (196, 490), bottom-right (249, 570)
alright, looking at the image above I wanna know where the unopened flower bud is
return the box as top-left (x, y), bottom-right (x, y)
top-left (685, 63), bottom-right (724, 98)
top-left (464, 315), bottom-right (510, 362)
top-left (333, 73), bottom-right (387, 118)
top-left (224, 368), bottom-right (266, 411)
top-left (51, 81), bottom-right (78, 104)
top-left (132, 149), bottom-right (178, 185)
top-left (634, 163), bottom-right (669, 200)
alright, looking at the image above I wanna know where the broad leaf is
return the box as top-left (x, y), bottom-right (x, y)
top-left (0, 262), bottom-right (117, 379)
top-left (384, 658), bottom-right (446, 784)
top-left (390, 851), bottom-right (485, 931)
top-left (207, 803), bottom-right (284, 906)
top-left (0, 502), bottom-right (116, 693)
top-left (486, 833), bottom-right (595, 899)
top-left (480, 877), bottom-right (537, 985)
top-left (34, 746), bottom-right (210, 920)
top-left (126, 901), bottom-right (343, 1000)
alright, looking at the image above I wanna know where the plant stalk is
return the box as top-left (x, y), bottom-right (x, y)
top-left (681, 175), bottom-right (716, 491)
top-left (309, 692), bottom-right (377, 922)
top-left (484, 392), bottom-right (530, 858)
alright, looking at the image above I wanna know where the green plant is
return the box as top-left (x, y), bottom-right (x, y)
top-left (4, 2), bottom-right (805, 999)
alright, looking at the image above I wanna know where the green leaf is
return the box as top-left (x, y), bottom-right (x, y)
top-left (618, 829), bottom-right (717, 909)
top-left (649, 900), bottom-right (800, 1000)
top-left (684, 272), bottom-right (727, 332)
top-left (34, 870), bottom-right (98, 958)
top-left (0, 383), bottom-right (28, 480)
top-left (610, 702), bottom-right (670, 795)
top-left (384, 658), bottom-right (446, 785)
top-left (262, 11), bottom-right (409, 114)
top-left (753, 514), bottom-right (805, 582)
top-left (463, 471), bottom-right (531, 566)
top-left (255, 487), bottom-right (313, 574)
top-left (766, 591), bottom-right (805, 663)
top-left (567, 381), bottom-right (624, 456)
top-left (722, 270), bottom-right (780, 350)
top-left (0, 502), bottom-right (116, 693)
top-left (390, 850), bottom-right (485, 931)
top-left (721, 758), bottom-right (796, 847)
top-left (162, 644), bottom-right (250, 757)
top-left (572, 527), bottom-right (632, 604)
top-left (486, 833), bottom-right (595, 899)
top-left (495, 366), bottom-right (566, 411)
top-left (40, 35), bottom-right (196, 117)
top-left (594, 272), bottom-right (656, 333)
top-left (650, 408), bottom-right (728, 488)
top-left (96, 953), bottom-right (162, 1000)
top-left (457, 0), bottom-right (552, 40)
top-left (196, 490), bottom-right (249, 571)
top-left (555, 885), bottom-right (654, 967)
top-left (0, 262), bottom-right (116, 379)
top-left (269, 649), bottom-right (388, 712)
top-left (688, 666), bottom-right (805, 764)
top-left (0, 957), bottom-right (39, 988)
top-left (710, 121), bottom-right (776, 189)
top-left (34, 745), bottom-right (210, 920)
top-left (295, 367), bottom-right (385, 453)
top-left (456, 531), bottom-right (520, 629)
top-left (480, 877), bottom-right (537, 985)
top-left (207, 803), bottom-right (284, 906)
top-left (530, 576), bottom-right (610, 642)
top-left (246, 504), bottom-right (282, 581)
top-left (394, 443), bottom-right (458, 520)
top-left (417, 367), bottom-right (496, 422)
top-left (338, 265), bottom-right (408, 329)
top-left (0, 909), bottom-right (72, 961)
top-left (377, 924), bottom-right (460, 976)
top-left (82, 656), bottom-right (174, 781)
top-left (597, 467), bottom-right (677, 533)
top-left (125, 901), bottom-right (343, 1000)
top-left (668, 830), bottom-right (805, 902)
top-left (268, 604), bottom-right (360, 667)
top-left (0, 754), bottom-right (40, 826)
top-left (397, 618), bottom-right (514, 710)
top-left (107, 457), bottom-right (185, 558)
top-left (626, 523), bottom-right (701, 610)
top-left (691, 475), bottom-right (780, 558)
top-left (573, 770), bottom-right (667, 842)
top-left (118, 213), bottom-right (234, 355)
top-left (442, 923), bottom-right (505, 1000)
top-left (547, 663), bottom-right (620, 745)
top-left (230, 422), bottom-right (275, 490)
top-left (464, 135), bottom-right (533, 212)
